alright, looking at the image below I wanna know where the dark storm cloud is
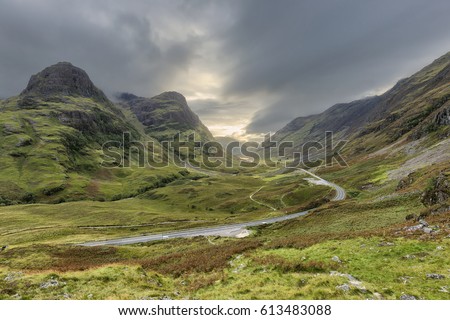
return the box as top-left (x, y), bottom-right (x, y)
top-left (0, 0), bottom-right (449, 136)
top-left (220, 0), bottom-right (450, 133)
top-left (0, 0), bottom-right (202, 98)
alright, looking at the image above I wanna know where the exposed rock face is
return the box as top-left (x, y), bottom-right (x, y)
top-left (435, 106), bottom-right (450, 125)
top-left (396, 173), bottom-right (415, 191)
top-left (20, 62), bottom-right (108, 102)
top-left (118, 91), bottom-right (214, 141)
top-left (421, 172), bottom-right (450, 206)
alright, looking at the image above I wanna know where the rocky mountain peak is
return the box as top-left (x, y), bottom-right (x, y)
top-left (117, 91), bottom-right (214, 142)
top-left (20, 62), bottom-right (108, 101)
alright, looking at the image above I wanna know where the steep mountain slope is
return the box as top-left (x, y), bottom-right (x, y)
top-left (0, 63), bottom-right (183, 205)
top-left (117, 91), bottom-right (214, 142)
top-left (273, 51), bottom-right (450, 156)
top-left (272, 96), bottom-right (381, 149)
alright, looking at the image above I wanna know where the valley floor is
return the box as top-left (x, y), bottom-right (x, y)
top-left (0, 161), bottom-right (449, 300)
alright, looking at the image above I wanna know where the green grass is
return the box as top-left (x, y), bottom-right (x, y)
top-left (0, 169), bottom-right (335, 246)
top-left (193, 237), bottom-right (450, 299)
top-left (1, 236), bottom-right (448, 299)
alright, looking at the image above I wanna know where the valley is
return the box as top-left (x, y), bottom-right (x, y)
top-left (0, 52), bottom-right (449, 300)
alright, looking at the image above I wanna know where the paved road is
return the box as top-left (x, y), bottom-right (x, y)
top-left (299, 169), bottom-right (346, 201)
top-left (80, 170), bottom-right (345, 246)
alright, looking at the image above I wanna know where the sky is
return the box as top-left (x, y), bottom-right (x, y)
top-left (1, 0), bottom-right (450, 140)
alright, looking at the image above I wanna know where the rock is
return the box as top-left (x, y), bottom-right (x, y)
top-left (426, 273), bottom-right (445, 280)
top-left (403, 254), bottom-right (416, 260)
top-left (405, 224), bottom-right (423, 232)
top-left (4, 272), bottom-right (23, 282)
top-left (331, 256), bottom-right (342, 263)
top-left (379, 241), bottom-right (395, 247)
top-left (373, 292), bottom-right (383, 300)
top-left (421, 172), bottom-right (449, 207)
top-left (21, 62), bottom-right (108, 103)
top-left (397, 173), bottom-right (415, 191)
top-left (436, 246), bottom-right (444, 251)
top-left (330, 271), bottom-right (366, 292)
top-left (419, 219), bottom-right (429, 227)
top-left (423, 227), bottom-right (433, 234)
top-left (40, 278), bottom-right (65, 289)
top-left (400, 294), bottom-right (417, 300)
top-left (439, 286), bottom-right (449, 293)
top-left (15, 137), bottom-right (33, 147)
top-left (87, 294), bottom-right (93, 299)
top-left (336, 284), bottom-right (350, 292)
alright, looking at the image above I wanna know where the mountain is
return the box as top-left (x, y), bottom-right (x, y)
top-left (271, 51), bottom-right (450, 212)
top-left (20, 62), bottom-right (109, 103)
top-left (272, 51), bottom-right (450, 156)
top-left (117, 91), bottom-right (214, 142)
top-left (0, 62), bottom-right (185, 205)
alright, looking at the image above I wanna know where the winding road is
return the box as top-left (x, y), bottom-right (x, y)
top-left (80, 169), bottom-right (345, 246)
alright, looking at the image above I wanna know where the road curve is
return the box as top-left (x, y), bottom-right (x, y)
top-left (80, 170), bottom-right (345, 246)
top-left (299, 169), bottom-right (346, 201)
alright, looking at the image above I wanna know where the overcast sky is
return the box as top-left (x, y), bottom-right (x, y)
top-left (1, 0), bottom-right (449, 139)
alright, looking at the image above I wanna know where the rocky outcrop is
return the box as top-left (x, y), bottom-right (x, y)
top-left (434, 106), bottom-right (450, 125)
top-left (421, 172), bottom-right (450, 206)
top-left (396, 173), bottom-right (415, 191)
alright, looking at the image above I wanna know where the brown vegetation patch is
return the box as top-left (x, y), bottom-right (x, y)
top-left (51, 246), bottom-right (121, 271)
top-left (140, 239), bottom-right (262, 276)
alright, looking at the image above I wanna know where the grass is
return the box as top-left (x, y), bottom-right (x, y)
top-left (0, 169), bottom-right (336, 246)
top-left (1, 154), bottom-right (446, 300)
top-left (0, 106), bottom-right (449, 300)
top-left (1, 146), bottom-right (445, 299)
top-left (1, 235), bottom-right (449, 299)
